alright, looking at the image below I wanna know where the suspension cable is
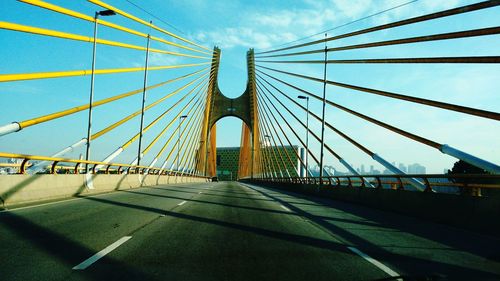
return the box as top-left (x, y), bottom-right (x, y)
top-left (131, 80), bottom-right (207, 164)
top-left (257, 123), bottom-right (277, 178)
top-left (257, 65), bottom-right (500, 121)
top-left (97, 76), bottom-right (207, 167)
top-left (147, 83), bottom-right (208, 169)
top-left (19, 0), bottom-right (210, 55)
top-left (256, 84), bottom-right (320, 166)
top-left (88, 0), bottom-right (211, 52)
top-left (257, 56), bottom-right (500, 64)
top-left (0, 22), bottom-right (210, 59)
top-left (256, 1), bottom-right (500, 55)
top-left (256, 69), bottom-right (441, 148)
top-left (257, 87), bottom-right (307, 178)
top-left (256, 98), bottom-right (292, 178)
top-left (256, 27), bottom-right (500, 58)
top-left (257, 69), bottom-right (500, 174)
top-left (258, 72), bottom-right (374, 155)
top-left (158, 90), bottom-right (207, 171)
top-left (175, 96), bottom-right (206, 172)
top-left (0, 68), bottom-right (207, 137)
top-left (179, 108), bottom-right (206, 176)
top-left (258, 80), bottom-right (342, 160)
top-left (257, 109), bottom-right (286, 179)
top-left (0, 62), bottom-right (210, 83)
top-left (165, 97), bottom-right (206, 171)
top-left (94, 73), bottom-right (208, 142)
top-left (142, 80), bottom-right (208, 157)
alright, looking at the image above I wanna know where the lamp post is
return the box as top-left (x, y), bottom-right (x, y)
top-left (264, 135), bottom-right (272, 177)
top-left (177, 115), bottom-right (188, 171)
top-left (298, 95), bottom-right (309, 177)
top-left (196, 140), bottom-right (204, 176)
top-left (85, 9), bottom-right (116, 172)
top-left (319, 33), bottom-right (328, 183)
top-left (136, 23), bottom-right (152, 168)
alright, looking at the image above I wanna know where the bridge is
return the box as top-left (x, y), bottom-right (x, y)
top-left (0, 0), bottom-right (500, 280)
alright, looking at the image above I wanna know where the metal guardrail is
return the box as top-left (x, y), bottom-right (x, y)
top-left (253, 173), bottom-right (500, 193)
top-left (0, 152), bottom-right (209, 178)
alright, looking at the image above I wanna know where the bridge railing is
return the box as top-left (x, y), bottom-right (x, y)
top-left (252, 174), bottom-right (500, 195)
top-left (0, 152), bottom-right (209, 178)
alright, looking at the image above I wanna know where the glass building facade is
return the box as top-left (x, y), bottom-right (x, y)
top-left (216, 145), bottom-right (299, 181)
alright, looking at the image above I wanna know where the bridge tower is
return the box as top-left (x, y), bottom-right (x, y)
top-left (196, 48), bottom-right (261, 179)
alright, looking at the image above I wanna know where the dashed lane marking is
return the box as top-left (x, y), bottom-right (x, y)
top-left (73, 236), bottom-right (132, 270)
top-left (348, 247), bottom-right (401, 280)
top-left (280, 205), bottom-right (291, 212)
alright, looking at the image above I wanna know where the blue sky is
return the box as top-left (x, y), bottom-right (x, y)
top-left (0, 0), bottom-right (499, 173)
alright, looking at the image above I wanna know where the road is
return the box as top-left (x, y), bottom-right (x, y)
top-left (1, 181), bottom-right (499, 280)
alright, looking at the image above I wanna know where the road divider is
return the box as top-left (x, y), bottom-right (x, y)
top-left (0, 174), bottom-right (208, 209)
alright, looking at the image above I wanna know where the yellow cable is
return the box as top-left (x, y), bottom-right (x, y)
top-left (0, 21), bottom-right (210, 59)
top-left (17, 69), bottom-right (207, 129)
top-left (88, 0), bottom-right (211, 52)
top-left (0, 62), bottom-right (210, 82)
top-left (19, 0), bottom-right (210, 55)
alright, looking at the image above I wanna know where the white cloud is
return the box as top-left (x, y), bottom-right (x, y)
top-left (331, 0), bottom-right (372, 19)
top-left (194, 1), bottom-right (340, 49)
top-left (148, 52), bottom-right (179, 66)
top-left (193, 0), bottom-right (467, 50)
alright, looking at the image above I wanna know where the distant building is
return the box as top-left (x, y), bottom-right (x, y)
top-left (215, 147), bottom-right (240, 181)
top-left (216, 145), bottom-right (299, 181)
top-left (408, 163), bottom-right (426, 174)
top-left (398, 163), bottom-right (407, 173)
top-left (262, 145), bottom-right (299, 178)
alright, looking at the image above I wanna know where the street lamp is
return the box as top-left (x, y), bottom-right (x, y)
top-left (298, 95), bottom-right (309, 177)
top-left (136, 23), bottom-right (152, 168)
top-left (196, 140), bottom-right (204, 176)
top-left (85, 9), bottom-right (116, 171)
top-left (177, 115), bottom-right (188, 171)
top-left (264, 135), bottom-right (272, 177)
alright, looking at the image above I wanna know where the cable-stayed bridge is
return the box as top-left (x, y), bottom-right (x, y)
top-left (0, 1), bottom-right (499, 280)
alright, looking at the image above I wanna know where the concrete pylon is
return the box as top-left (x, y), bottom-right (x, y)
top-left (196, 48), bottom-right (261, 179)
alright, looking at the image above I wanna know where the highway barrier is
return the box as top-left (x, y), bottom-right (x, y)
top-left (244, 177), bottom-right (500, 236)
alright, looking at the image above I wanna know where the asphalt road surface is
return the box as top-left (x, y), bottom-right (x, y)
top-left (1, 181), bottom-right (499, 280)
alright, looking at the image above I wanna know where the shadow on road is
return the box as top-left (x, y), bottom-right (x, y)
top-left (244, 183), bottom-right (500, 281)
top-left (0, 211), bottom-right (159, 281)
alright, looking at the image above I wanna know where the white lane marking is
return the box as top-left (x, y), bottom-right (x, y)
top-left (348, 247), bottom-right (401, 280)
top-left (280, 205), bottom-right (291, 212)
top-left (238, 182), bottom-right (276, 201)
top-left (73, 236), bottom-right (132, 270)
top-left (177, 200), bottom-right (187, 206)
top-left (198, 192), bottom-right (203, 194)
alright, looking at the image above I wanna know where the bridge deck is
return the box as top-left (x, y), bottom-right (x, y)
top-left (1, 182), bottom-right (499, 280)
